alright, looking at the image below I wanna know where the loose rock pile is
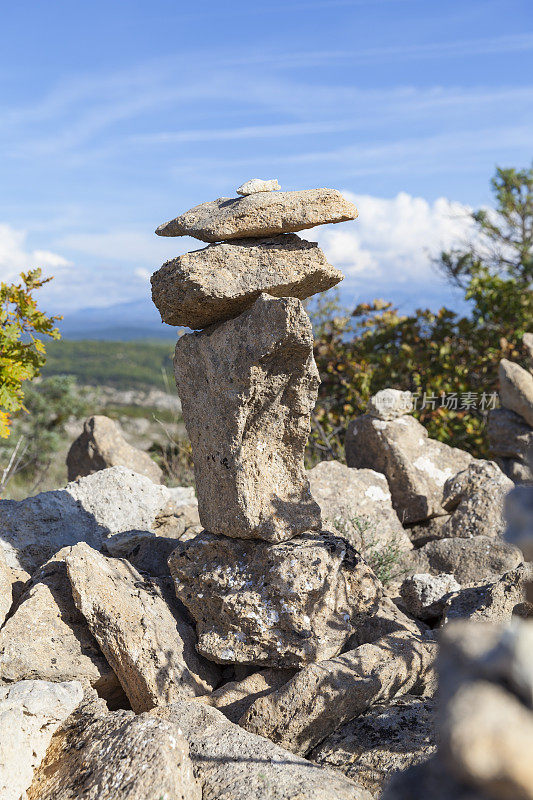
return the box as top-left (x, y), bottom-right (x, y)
top-left (383, 480), bottom-right (533, 800)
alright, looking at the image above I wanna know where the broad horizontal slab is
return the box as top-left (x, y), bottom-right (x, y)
top-left (156, 188), bottom-right (358, 242)
top-left (151, 234), bottom-right (343, 329)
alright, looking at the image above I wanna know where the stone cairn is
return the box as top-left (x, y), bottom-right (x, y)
top-left (150, 180), bottom-right (388, 670)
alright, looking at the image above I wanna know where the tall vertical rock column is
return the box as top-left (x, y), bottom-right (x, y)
top-left (151, 182), bottom-right (381, 667)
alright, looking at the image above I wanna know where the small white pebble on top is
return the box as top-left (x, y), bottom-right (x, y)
top-left (236, 178), bottom-right (281, 195)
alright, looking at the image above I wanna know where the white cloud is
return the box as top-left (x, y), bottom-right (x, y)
top-left (0, 224), bottom-right (72, 283)
top-left (134, 267), bottom-right (151, 282)
top-left (307, 191), bottom-right (475, 286)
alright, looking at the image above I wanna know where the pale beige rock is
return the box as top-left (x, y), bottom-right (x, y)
top-left (151, 234), bottom-right (343, 329)
top-left (441, 680), bottom-right (533, 800)
top-left (400, 573), bottom-right (460, 621)
top-left (524, 332), bottom-right (533, 364)
top-left (405, 535), bottom-right (522, 585)
top-left (156, 187), bottom-right (358, 241)
top-left (169, 531), bottom-right (381, 667)
top-left (198, 668), bottom-right (295, 723)
top-left (440, 459), bottom-right (514, 539)
top-left (27, 698), bottom-right (201, 800)
top-left (488, 407), bottom-right (533, 481)
top-left (499, 358), bottom-right (533, 427)
top-left (307, 461), bottom-right (413, 566)
top-left (442, 565), bottom-right (533, 625)
top-left (345, 412), bottom-right (473, 523)
top-left (240, 632), bottom-right (436, 755)
top-left (311, 695), bottom-right (437, 796)
top-left (505, 484), bottom-right (533, 561)
top-left (236, 178), bottom-right (281, 194)
top-left (367, 388), bottom-right (414, 420)
top-left (0, 549), bottom-right (11, 627)
top-left (66, 543), bottom-right (219, 712)
top-left (67, 415), bottom-right (163, 483)
top-left (0, 550), bottom-right (121, 703)
top-left (153, 700), bottom-right (373, 800)
top-left (0, 466), bottom-right (189, 572)
top-left (0, 679), bottom-right (83, 800)
top-left (174, 294), bottom-right (322, 541)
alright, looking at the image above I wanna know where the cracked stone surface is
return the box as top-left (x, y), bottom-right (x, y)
top-left (240, 632), bottom-right (436, 755)
top-left (27, 695), bottom-right (200, 800)
top-left (174, 294), bottom-right (322, 541)
top-left (66, 543), bottom-right (219, 712)
top-left (311, 694), bottom-right (437, 796)
top-left (168, 530), bottom-right (381, 668)
top-left (156, 188), bottom-right (358, 241)
top-left (153, 700), bottom-right (373, 800)
top-left (0, 549), bottom-right (121, 703)
top-left (152, 234), bottom-right (342, 329)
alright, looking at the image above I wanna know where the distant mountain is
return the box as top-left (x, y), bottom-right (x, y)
top-left (58, 299), bottom-right (178, 340)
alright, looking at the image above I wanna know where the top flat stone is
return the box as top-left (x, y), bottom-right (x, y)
top-left (237, 178), bottom-right (280, 195)
top-left (156, 188), bottom-right (358, 242)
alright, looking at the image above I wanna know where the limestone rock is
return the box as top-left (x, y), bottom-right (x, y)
top-left (399, 573), bottom-right (460, 621)
top-left (168, 531), bottom-right (381, 667)
top-left (0, 549), bottom-right (11, 627)
top-left (307, 460), bottom-right (412, 563)
top-left (66, 543), bottom-right (219, 712)
top-left (154, 700), bottom-right (373, 800)
top-left (174, 294), bottom-right (322, 541)
top-left (406, 535), bottom-right (522, 586)
top-left (442, 565), bottom-right (533, 625)
top-left (489, 407), bottom-right (531, 459)
top-left (0, 466), bottom-right (189, 572)
top-left (499, 358), bottom-right (533, 426)
top-left (311, 695), bottom-right (437, 796)
top-left (505, 484), bottom-right (533, 561)
top-left (240, 632), bottom-right (436, 755)
top-left (440, 680), bottom-right (533, 799)
top-left (0, 679), bottom-right (83, 800)
top-left (236, 178), bottom-right (281, 195)
top-left (198, 668), bottom-right (295, 724)
top-left (439, 459), bottom-right (514, 539)
top-left (27, 702), bottom-right (201, 800)
top-left (151, 234), bottom-right (343, 329)
top-left (0, 550), bottom-right (121, 702)
top-left (345, 412), bottom-right (472, 523)
top-left (66, 415), bottom-right (163, 483)
top-left (367, 388), bottom-right (414, 420)
top-left (156, 188), bottom-right (358, 241)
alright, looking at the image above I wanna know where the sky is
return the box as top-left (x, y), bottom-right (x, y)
top-left (0, 0), bottom-right (532, 323)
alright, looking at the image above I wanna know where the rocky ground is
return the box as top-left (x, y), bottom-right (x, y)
top-left (1, 181), bottom-right (531, 799)
top-left (0, 389), bottom-right (531, 799)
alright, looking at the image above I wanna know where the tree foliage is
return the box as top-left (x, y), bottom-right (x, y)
top-left (309, 165), bottom-right (533, 463)
top-left (0, 269), bottom-right (61, 437)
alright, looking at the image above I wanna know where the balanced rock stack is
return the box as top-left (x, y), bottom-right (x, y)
top-left (151, 181), bottom-right (386, 669)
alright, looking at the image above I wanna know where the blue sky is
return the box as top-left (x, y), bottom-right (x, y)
top-left (0, 0), bottom-right (532, 322)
